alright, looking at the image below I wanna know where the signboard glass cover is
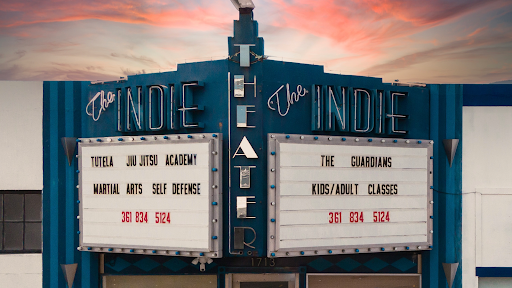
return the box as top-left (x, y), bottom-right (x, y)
top-left (268, 134), bottom-right (433, 257)
top-left (78, 134), bottom-right (222, 257)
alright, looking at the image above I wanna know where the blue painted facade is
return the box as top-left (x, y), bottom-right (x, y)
top-left (42, 9), bottom-right (472, 288)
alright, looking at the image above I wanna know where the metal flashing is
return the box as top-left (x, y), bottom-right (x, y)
top-left (442, 139), bottom-right (459, 167)
top-left (60, 263), bottom-right (78, 288)
top-left (61, 137), bottom-right (77, 166)
top-left (443, 262), bottom-right (459, 288)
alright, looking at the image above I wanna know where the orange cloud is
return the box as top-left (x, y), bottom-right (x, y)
top-left (468, 27), bottom-right (487, 37)
top-left (0, 0), bottom-right (233, 30)
top-left (267, 0), bottom-right (504, 53)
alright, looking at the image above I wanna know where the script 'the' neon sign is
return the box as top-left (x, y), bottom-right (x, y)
top-left (86, 91), bottom-right (116, 121)
top-left (267, 84), bottom-right (308, 116)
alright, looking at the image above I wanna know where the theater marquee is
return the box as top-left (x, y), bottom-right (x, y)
top-left (267, 134), bottom-right (433, 257)
top-left (77, 133), bottom-right (222, 258)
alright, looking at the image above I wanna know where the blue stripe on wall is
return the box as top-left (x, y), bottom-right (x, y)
top-left (58, 81), bottom-right (67, 286)
top-left (43, 81), bottom-right (98, 288)
top-left (424, 84), bottom-right (463, 288)
top-left (463, 84), bottom-right (512, 106)
top-left (42, 81), bottom-right (51, 288)
top-left (477, 267), bottom-right (512, 277)
top-left (65, 81), bottom-right (75, 265)
top-left (48, 81), bottom-right (62, 287)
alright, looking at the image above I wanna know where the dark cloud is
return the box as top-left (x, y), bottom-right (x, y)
top-left (1, 50), bottom-right (27, 65)
top-left (110, 52), bottom-right (158, 67)
top-left (0, 63), bottom-right (119, 81)
top-left (85, 66), bottom-right (104, 71)
top-left (0, 65), bottom-right (23, 80)
top-left (121, 67), bottom-right (146, 76)
top-left (33, 42), bottom-right (79, 53)
top-left (491, 79), bottom-right (512, 84)
top-left (28, 68), bottom-right (119, 81)
top-left (359, 30), bottom-right (512, 77)
top-left (268, 0), bottom-right (509, 53)
top-left (15, 50), bottom-right (26, 57)
top-left (0, 0), bottom-right (233, 30)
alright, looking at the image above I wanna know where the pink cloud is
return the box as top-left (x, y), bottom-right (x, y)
top-left (468, 27), bottom-right (487, 37)
top-left (268, 0), bottom-right (505, 53)
top-left (358, 26), bottom-right (512, 81)
top-left (0, 0), bottom-right (233, 30)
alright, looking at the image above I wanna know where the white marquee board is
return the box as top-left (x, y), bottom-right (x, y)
top-left (268, 134), bottom-right (433, 257)
top-left (78, 133), bottom-right (222, 258)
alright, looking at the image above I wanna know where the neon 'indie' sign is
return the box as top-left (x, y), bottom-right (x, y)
top-left (86, 82), bottom-right (408, 134)
top-left (267, 84), bottom-right (409, 134)
top-left (86, 83), bottom-right (203, 132)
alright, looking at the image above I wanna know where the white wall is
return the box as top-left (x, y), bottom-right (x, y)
top-left (0, 81), bottom-right (43, 190)
top-left (463, 107), bottom-right (512, 288)
top-left (0, 254), bottom-right (42, 288)
top-left (479, 278), bottom-right (512, 288)
top-left (0, 81), bottom-right (43, 287)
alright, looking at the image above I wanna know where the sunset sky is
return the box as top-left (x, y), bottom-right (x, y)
top-left (1, 0), bottom-right (511, 84)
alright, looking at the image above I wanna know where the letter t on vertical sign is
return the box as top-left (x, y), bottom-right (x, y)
top-left (236, 44), bottom-right (255, 68)
top-left (234, 166), bottom-right (256, 188)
